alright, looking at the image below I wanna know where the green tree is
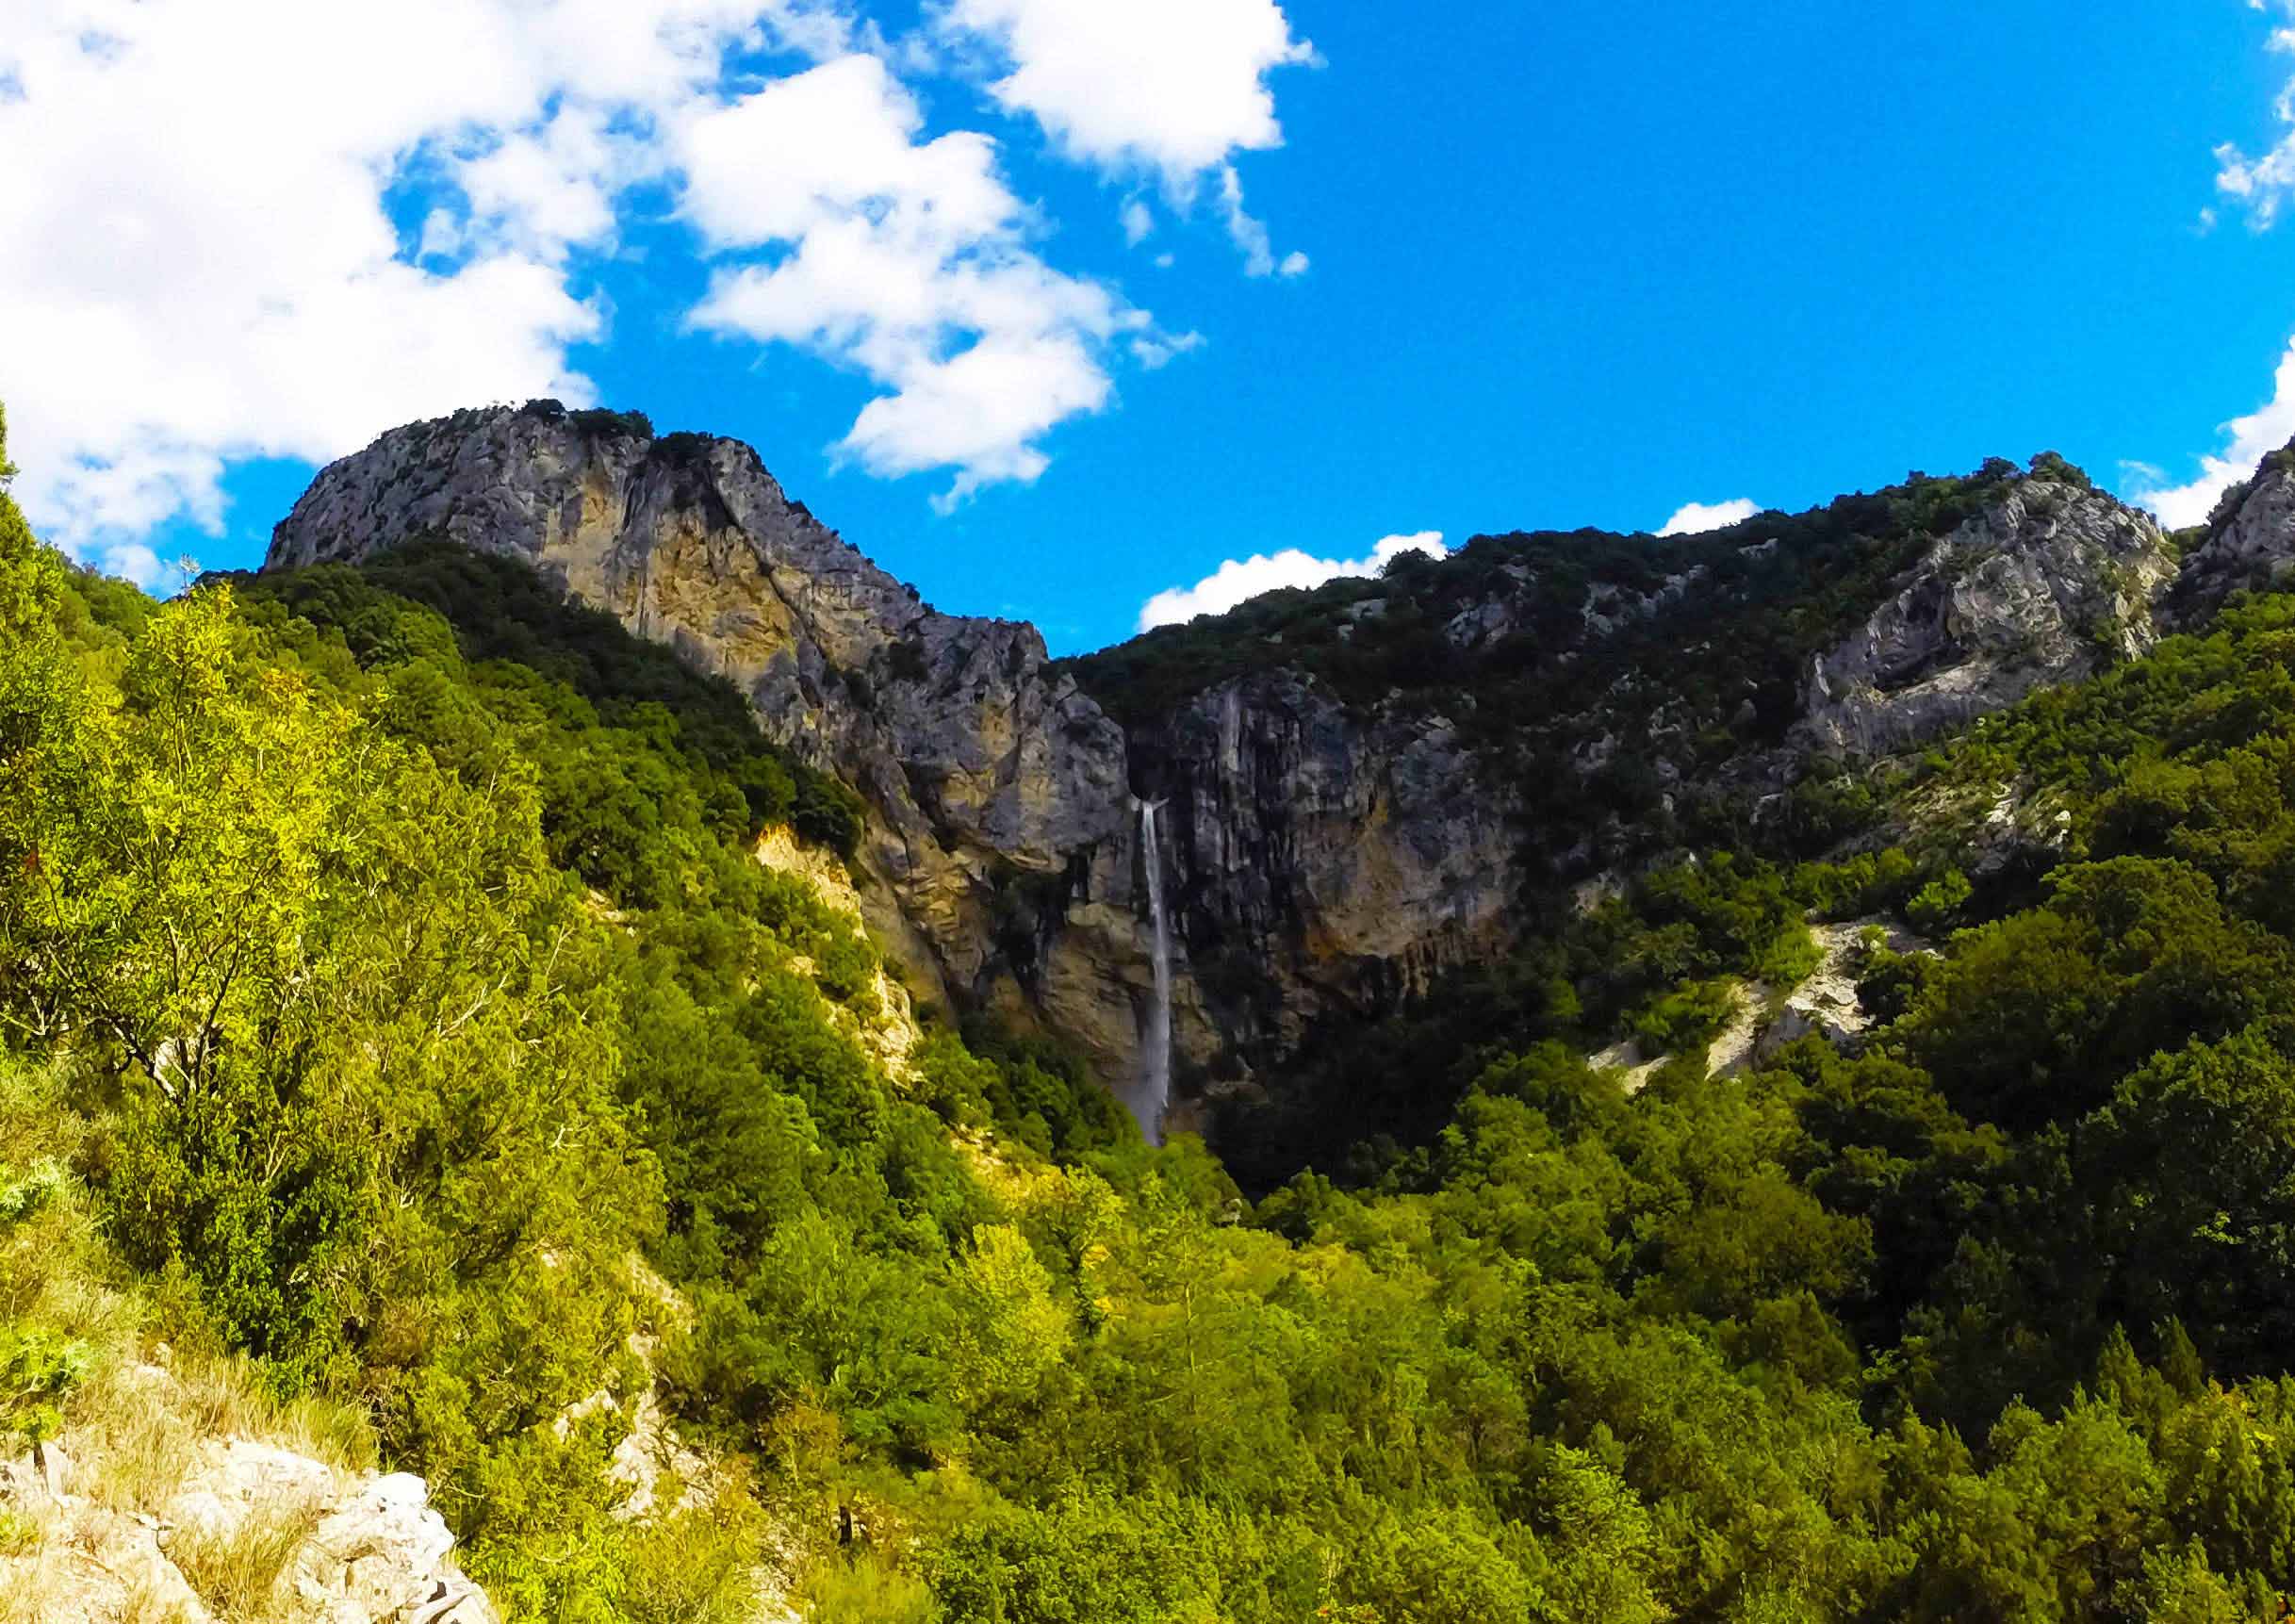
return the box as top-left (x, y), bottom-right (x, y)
top-left (0, 1322), bottom-right (89, 1475)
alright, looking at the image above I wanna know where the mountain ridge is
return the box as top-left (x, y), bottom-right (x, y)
top-left (28, 388), bottom-right (2295, 1616)
top-left (262, 401), bottom-right (2295, 1131)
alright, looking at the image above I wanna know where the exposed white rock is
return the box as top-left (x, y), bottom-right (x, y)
top-left (0, 1482), bottom-right (214, 1623)
top-left (1444, 598), bottom-right (1517, 648)
top-left (1797, 480), bottom-right (2174, 758)
top-left (160, 1439), bottom-right (496, 1624)
top-left (2, 1432), bottom-right (493, 1624)
top-left (1707, 981), bottom-right (1769, 1076)
top-left (1589, 1036), bottom-right (1667, 1095)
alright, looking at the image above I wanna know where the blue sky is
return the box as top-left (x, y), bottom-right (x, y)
top-left (6, 1), bottom-right (2295, 653)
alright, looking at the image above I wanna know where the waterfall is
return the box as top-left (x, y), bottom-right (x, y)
top-left (1131, 797), bottom-right (1173, 1144)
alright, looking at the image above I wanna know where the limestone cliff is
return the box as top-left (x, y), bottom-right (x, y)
top-left (266, 414), bottom-right (2250, 1123)
top-left (1795, 477), bottom-right (2174, 757)
top-left (266, 404), bottom-right (1148, 1078)
top-left (1130, 672), bottom-right (1522, 1065)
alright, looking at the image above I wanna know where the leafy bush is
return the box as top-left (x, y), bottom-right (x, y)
top-left (1631, 979), bottom-right (1738, 1056)
top-left (1906, 868), bottom-right (1972, 933)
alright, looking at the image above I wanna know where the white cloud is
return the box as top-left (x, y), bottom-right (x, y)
top-left (0, 0), bottom-right (673, 555)
top-left (1122, 199), bottom-right (1156, 245)
top-left (2216, 8), bottom-right (2295, 226)
top-left (0, 0), bottom-right (1209, 558)
top-left (937, 0), bottom-right (1315, 272)
top-left (1130, 331), bottom-right (1205, 371)
top-left (1216, 163), bottom-right (1292, 279)
top-left (2128, 336), bottom-right (2295, 529)
top-left (1138, 532), bottom-right (1447, 632)
top-left (1657, 499), bottom-right (1761, 537)
top-left (680, 53), bottom-right (1177, 507)
top-left (938, 0), bottom-right (1313, 179)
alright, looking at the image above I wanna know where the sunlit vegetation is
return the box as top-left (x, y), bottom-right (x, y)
top-left (13, 390), bottom-right (2295, 1617)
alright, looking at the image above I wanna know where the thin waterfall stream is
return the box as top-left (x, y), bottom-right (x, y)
top-left (1132, 796), bottom-right (1173, 1143)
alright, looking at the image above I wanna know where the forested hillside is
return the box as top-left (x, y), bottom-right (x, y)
top-left (18, 391), bottom-right (2295, 1620)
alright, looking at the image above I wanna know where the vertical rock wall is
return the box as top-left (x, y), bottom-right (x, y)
top-left (270, 410), bottom-right (2287, 1115)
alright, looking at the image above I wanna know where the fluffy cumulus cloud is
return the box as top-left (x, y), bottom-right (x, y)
top-left (680, 53), bottom-right (1172, 508)
top-left (2215, 2), bottom-right (2295, 226)
top-left (1657, 499), bottom-right (1761, 537)
top-left (1137, 532), bottom-right (1447, 632)
top-left (2130, 339), bottom-right (2295, 528)
top-left (937, 0), bottom-right (1316, 273)
top-left (2135, 7), bottom-right (2295, 528)
top-left (2, 0), bottom-right (1313, 565)
top-left (0, 0), bottom-right (663, 563)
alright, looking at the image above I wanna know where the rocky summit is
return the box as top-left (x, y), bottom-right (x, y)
top-left (267, 404), bottom-right (2295, 1119)
top-left (1793, 477), bottom-right (2173, 757)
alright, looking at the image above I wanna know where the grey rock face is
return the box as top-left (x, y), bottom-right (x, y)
top-left (268, 406), bottom-right (1132, 1033)
top-left (267, 411), bottom-right (2202, 1112)
top-left (1796, 480), bottom-right (2173, 757)
top-left (1135, 671), bottom-right (1523, 1062)
top-left (2167, 448), bottom-right (2295, 621)
top-left (266, 407), bottom-right (1520, 1092)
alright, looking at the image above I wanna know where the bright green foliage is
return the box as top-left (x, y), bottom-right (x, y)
top-left (232, 544), bottom-right (866, 863)
top-left (0, 580), bottom-right (659, 1427)
top-left (1897, 858), bottom-right (2295, 1129)
top-left (1630, 976), bottom-right (1738, 1055)
top-left (29, 402), bottom-right (2295, 1617)
top-left (0, 1325), bottom-right (88, 1463)
top-left (2084, 1025), bottom-right (2295, 1368)
top-left (1904, 866), bottom-right (1971, 932)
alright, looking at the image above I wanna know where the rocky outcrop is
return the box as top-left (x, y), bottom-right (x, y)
top-left (2165, 443), bottom-right (2295, 621)
top-left (266, 405), bottom-right (1147, 1075)
top-left (168, 1439), bottom-right (496, 1623)
top-left (1, 1422), bottom-right (493, 1623)
top-left (1796, 479), bottom-right (2174, 757)
top-left (1747, 918), bottom-right (1929, 1065)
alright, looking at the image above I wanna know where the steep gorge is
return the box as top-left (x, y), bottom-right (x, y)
top-left (264, 406), bottom-right (2295, 1128)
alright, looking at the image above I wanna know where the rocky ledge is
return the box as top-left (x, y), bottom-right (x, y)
top-left (0, 1379), bottom-right (493, 1623)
